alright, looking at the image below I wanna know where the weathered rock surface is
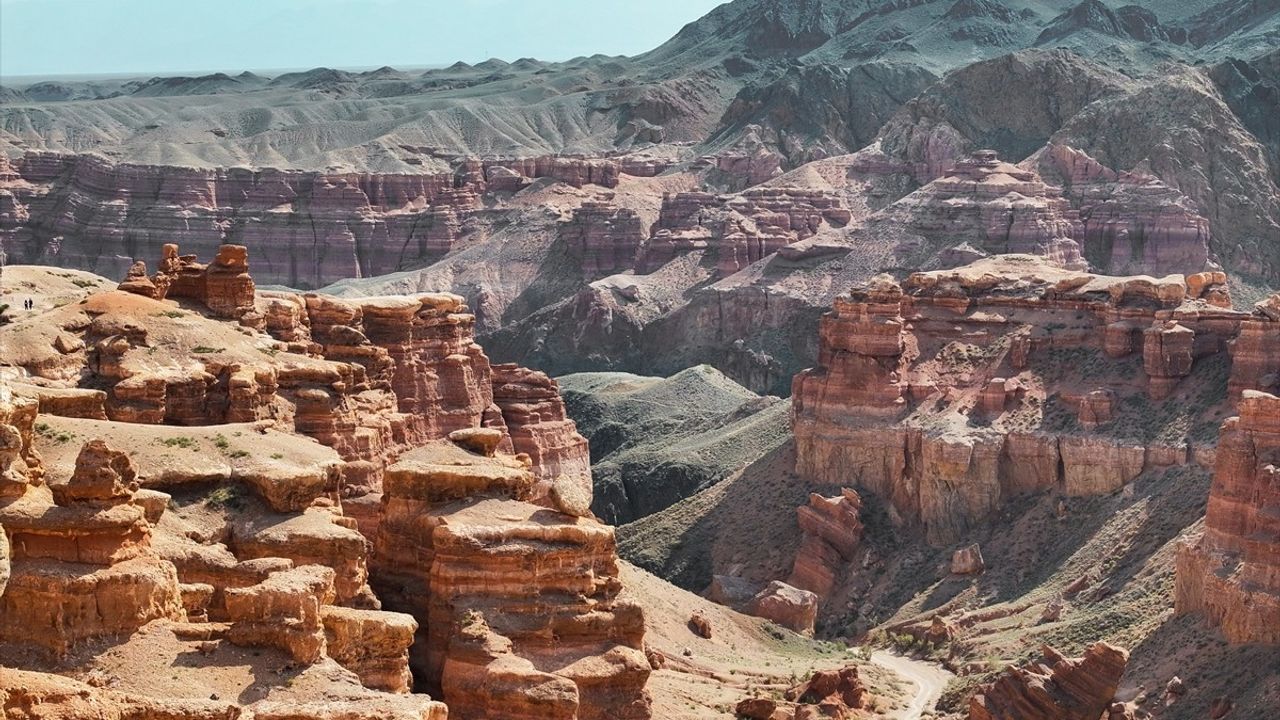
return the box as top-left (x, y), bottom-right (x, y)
top-left (793, 255), bottom-right (1245, 544)
top-left (787, 488), bottom-right (863, 599)
top-left (0, 151), bottom-right (622, 289)
top-left (746, 580), bottom-right (818, 635)
top-left (372, 440), bottom-right (651, 719)
top-left (0, 436), bottom-right (183, 654)
top-left (641, 187), bottom-right (851, 276)
top-left (969, 643), bottom-right (1129, 720)
top-left (1176, 390), bottom-right (1280, 644)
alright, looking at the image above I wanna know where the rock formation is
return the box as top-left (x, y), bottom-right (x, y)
top-left (0, 151), bottom-right (626, 289)
top-left (969, 643), bottom-right (1129, 720)
top-left (490, 363), bottom-right (592, 505)
top-left (877, 150), bottom-right (1087, 270)
top-left (1176, 390), bottom-right (1280, 644)
top-left (793, 255), bottom-right (1245, 544)
top-left (0, 245), bottom-right (651, 719)
top-left (1035, 144), bottom-right (1212, 277)
top-left (0, 437), bottom-right (184, 654)
top-left (561, 200), bottom-right (646, 277)
top-left (787, 488), bottom-right (863, 599)
top-left (372, 439), bottom-right (651, 719)
top-left (640, 187), bottom-right (851, 276)
top-left (4, 246), bottom-right (593, 500)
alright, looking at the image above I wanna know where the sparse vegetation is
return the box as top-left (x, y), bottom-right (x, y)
top-left (34, 422), bottom-right (76, 444)
top-left (160, 436), bottom-right (198, 450)
top-left (191, 346), bottom-right (223, 354)
top-left (203, 485), bottom-right (245, 510)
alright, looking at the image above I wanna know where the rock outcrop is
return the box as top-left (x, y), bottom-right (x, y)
top-left (793, 255), bottom-right (1245, 544)
top-left (969, 643), bottom-right (1129, 720)
top-left (878, 150), bottom-right (1087, 270)
top-left (0, 151), bottom-right (624, 289)
top-left (1176, 390), bottom-right (1280, 644)
top-left (372, 439), bottom-right (651, 719)
top-left (490, 363), bottom-right (592, 505)
top-left (640, 187), bottom-right (851, 276)
top-left (561, 201), bottom-right (646, 277)
top-left (787, 488), bottom-right (863, 599)
top-left (0, 437), bottom-right (184, 654)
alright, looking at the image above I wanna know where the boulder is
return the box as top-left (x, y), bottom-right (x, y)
top-left (951, 543), bottom-right (986, 575)
top-left (747, 581), bottom-right (819, 635)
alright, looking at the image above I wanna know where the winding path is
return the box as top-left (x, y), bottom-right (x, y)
top-left (870, 650), bottom-right (953, 720)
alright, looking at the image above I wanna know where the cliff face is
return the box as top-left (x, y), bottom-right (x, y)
top-left (2, 244), bottom-right (592, 501)
top-left (371, 441), bottom-right (651, 719)
top-left (793, 254), bottom-right (1248, 545)
top-left (640, 186), bottom-right (853, 276)
top-left (0, 251), bottom-right (641, 719)
top-left (1176, 389), bottom-right (1280, 644)
top-left (0, 151), bottom-right (621, 289)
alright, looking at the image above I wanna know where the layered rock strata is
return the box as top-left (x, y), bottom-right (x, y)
top-left (0, 151), bottom-right (627, 288)
top-left (787, 488), bottom-right (864, 599)
top-left (7, 246), bottom-right (592, 496)
top-left (372, 439), bottom-right (651, 719)
top-left (1035, 144), bottom-right (1212, 277)
top-left (561, 200), bottom-right (646, 277)
top-left (878, 150), bottom-right (1087, 270)
top-left (0, 437), bottom-right (184, 654)
top-left (490, 363), bottom-right (592, 504)
top-left (969, 643), bottom-right (1129, 720)
top-left (640, 187), bottom-right (852, 275)
top-left (1175, 390), bottom-right (1280, 644)
top-left (793, 255), bottom-right (1246, 544)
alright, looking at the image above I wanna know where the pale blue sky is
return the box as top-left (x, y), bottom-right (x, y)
top-left (0, 0), bottom-right (727, 79)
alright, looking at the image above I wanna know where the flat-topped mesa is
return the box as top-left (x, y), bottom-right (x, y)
top-left (969, 643), bottom-right (1130, 720)
top-left (793, 255), bottom-right (1248, 545)
top-left (560, 200), bottom-right (646, 277)
top-left (888, 150), bottom-right (1086, 270)
top-left (1175, 390), bottom-right (1280, 644)
top-left (372, 439), bottom-right (650, 720)
top-left (0, 437), bottom-right (183, 654)
top-left (639, 187), bottom-right (851, 275)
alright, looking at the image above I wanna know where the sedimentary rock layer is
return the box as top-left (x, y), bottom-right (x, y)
top-left (1176, 390), bottom-right (1280, 644)
top-left (792, 255), bottom-right (1248, 544)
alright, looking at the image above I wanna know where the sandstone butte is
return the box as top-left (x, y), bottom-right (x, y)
top-left (785, 253), bottom-right (1280, 655)
top-left (0, 245), bottom-right (647, 720)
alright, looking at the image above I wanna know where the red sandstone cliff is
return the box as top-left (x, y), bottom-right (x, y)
top-left (1176, 389), bottom-right (1280, 644)
top-left (0, 249), bottom-right (648, 719)
top-left (793, 255), bottom-right (1244, 545)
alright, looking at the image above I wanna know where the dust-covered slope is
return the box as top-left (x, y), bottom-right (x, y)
top-left (559, 366), bottom-right (792, 525)
top-left (4, 0), bottom-right (1272, 171)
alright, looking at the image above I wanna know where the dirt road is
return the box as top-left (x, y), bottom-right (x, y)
top-left (871, 650), bottom-right (953, 720)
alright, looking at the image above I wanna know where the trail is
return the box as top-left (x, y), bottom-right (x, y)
top-left (871, 650), bottom-right (953, 720)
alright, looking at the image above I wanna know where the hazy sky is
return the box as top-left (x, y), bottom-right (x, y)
top-left (0, 0), bottom-right (727, 78)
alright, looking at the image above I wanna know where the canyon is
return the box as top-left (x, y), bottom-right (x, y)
top-left (2, 0), bottom-right (1279, 717)
top-left (0, 255), bottom-right (896, 720)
